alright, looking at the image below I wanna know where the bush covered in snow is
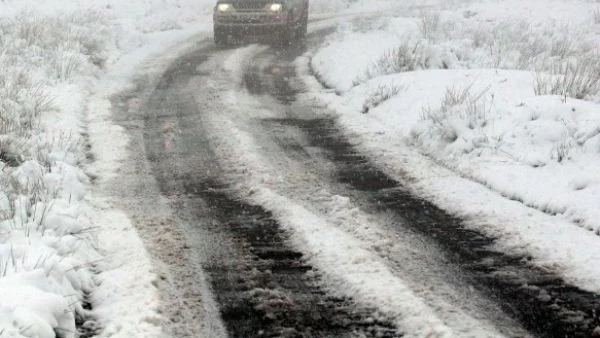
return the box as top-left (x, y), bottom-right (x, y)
top-left (0, 11), bottom-right (109, 338)
top-left (362, 83), bottom-right (404, 113)
top-left (534, 58), bottom-right (600, 101)
top-left (418, 85), bottom-right (493, 146)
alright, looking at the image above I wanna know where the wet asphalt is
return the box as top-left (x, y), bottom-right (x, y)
top-left (136, 34), bottom-right (399, 337)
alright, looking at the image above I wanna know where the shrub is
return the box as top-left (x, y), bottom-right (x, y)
top-left (362, 83), bottom-right (403, 113)
top-left (364, 41), bottom-right (433, 80)
top-left (450, 19), bottom-right (594, 71)
top-left (0, 70), bottom-right (53, 136)
top-left (421, 85), bottom-right (493, 143)
top-left (420, 11), bottom-right (441, 41)
top-left (552, 139), bottom-right (574, 163)
top-left (53, 50), bottom-right (83, 81)
top-left (549, 30), bottom-right (578, 60)
top-left (534, 58), bottom-right (600, 100)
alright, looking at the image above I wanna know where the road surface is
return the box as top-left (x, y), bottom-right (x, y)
top-left (105, 25), bottom-right (600, 338)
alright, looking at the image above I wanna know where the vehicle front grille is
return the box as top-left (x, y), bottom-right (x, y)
top-left (217, 15), bottom-right (268, 24)
top-left (232, 2), bottom-right (267, 11)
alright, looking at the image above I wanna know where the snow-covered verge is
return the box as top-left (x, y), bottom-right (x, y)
top-left (0, 1), bottom-right (214, 337)
top-left (0, 12), bottom-right (108, 338)
top-left (308, 0), bottom-right (600, 292)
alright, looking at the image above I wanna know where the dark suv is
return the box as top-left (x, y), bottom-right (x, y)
top-left (213, 0), bottom-right (309, 45)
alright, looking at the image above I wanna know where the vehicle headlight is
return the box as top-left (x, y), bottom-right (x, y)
top-left (217, 3), bottom-right (232, 12)
top-left (268, 3), bottom-right (283, 12)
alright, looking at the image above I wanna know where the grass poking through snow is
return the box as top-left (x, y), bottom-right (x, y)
top-left (362, 83), bottom-right (404, 113)
top-left (534, 58), bottom-right (600, 101)
top-left (419, 85), bottom-right (493, 144)
top-left (0, 10), bottom-right (108, 338)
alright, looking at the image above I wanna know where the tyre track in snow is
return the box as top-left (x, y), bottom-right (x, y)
top-left (135, 36), bottom-right (399, 337)
top-left (108, 44), bottom-right (228, 338)
top-left (236, 47), bottom-right (522, 337)
top-left (237, 42), bottom-right (600, 337)
top-left (108, 20), bottom-right (600, 338)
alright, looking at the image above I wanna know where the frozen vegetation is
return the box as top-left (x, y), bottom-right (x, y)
top-left (0, 12), bottom-right (108, 338)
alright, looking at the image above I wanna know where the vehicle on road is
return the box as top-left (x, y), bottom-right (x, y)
top-left (213, 0), bottom-right (309, 45)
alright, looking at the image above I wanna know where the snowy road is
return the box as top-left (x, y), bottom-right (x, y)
top-left (107, 27), bottom-right (600, 337)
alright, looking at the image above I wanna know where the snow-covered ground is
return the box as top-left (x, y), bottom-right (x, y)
top-left (307, 0), bottom-right (600, 293)
top-left (0, 1), bottom-right (218, 336)
top-left (0, 0), bottom-right (362, 337)
top-left (3, 0), bottom-right (600, 336)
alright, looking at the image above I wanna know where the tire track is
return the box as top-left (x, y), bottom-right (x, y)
top-left (269, 117), bottom-right (600, 338)
top-left (239, 43), bottom-right (600, 337)
top-left (179, 180), bottom-right (398, 338)
top-left (138, 41), bottom-right (399, 337)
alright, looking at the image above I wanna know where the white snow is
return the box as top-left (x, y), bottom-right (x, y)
top-left (3, 0), bottom-right (600, 335)
top-left (0, 0), bottom-right (359, 337)
top-left (307, 0), bottom-right (600, 293)
top-left (0, 0), bottom-right (216, 336)
top-left (89, 205), bottom-right (163, 338)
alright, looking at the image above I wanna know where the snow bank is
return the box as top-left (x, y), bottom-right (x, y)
top-left (0, 12), bottom-right (106, 338)
top-left (0, 0), bottom-right (215, 336)
top-left (308, 0), bottom-right (600, 292)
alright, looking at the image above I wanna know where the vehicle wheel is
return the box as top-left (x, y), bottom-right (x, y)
top-left (214, 27), bottom-right (227, 46)
top-left (297, 11), bottom-right (308, 38)
top-left (279, 23), bottom-right (295, 45)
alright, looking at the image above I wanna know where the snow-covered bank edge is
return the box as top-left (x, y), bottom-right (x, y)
top-left (303, 0), bottom-right (600, 293)
top-left (0, 13), bottom-right (109, 337)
